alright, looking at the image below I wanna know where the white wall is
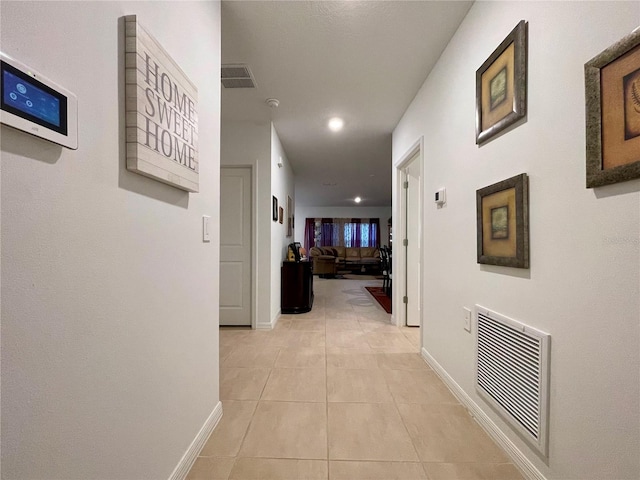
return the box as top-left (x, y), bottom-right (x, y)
top-left (271, 125), bottom-right (295, 325)
top-left (220, 119), bottom-right (271, 327)
top-left (295, 206), bottom-right (392, 248)
top-left (393, 2), bottom-right (639, 480)
top-left (220, 121), bottom-right (294, 328)
top-left (1, 2), bottom-right (221, 479)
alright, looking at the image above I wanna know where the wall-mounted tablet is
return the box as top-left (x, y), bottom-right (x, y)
top-left (1, 52), bottom-right (77, 149)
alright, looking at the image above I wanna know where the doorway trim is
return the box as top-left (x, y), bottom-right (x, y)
top-left (392, 137), bottom-right (424, 332)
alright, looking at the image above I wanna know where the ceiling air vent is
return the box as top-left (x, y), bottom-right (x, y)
top-left (221, 64), bottom-right (256, 89)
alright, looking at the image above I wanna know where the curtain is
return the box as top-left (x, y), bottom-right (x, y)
top-left (304, 218), bottom-right (315, 252)
top-left (321, 218), bottom-right (334, 247)
top-left (372, 218), bottom-right (380, 248)
top-left (313, 217), bottom-right (380, 248)
top-left (341, 218), bottom-right (380, 247)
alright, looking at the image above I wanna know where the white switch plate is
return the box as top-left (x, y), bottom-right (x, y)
top-left (202, 215), bottom-right (211, 242)
top-left (463, 307), bottom-right (471, 332)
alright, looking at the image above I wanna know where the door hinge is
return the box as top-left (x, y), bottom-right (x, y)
top-left (403, 239), bottom-right (408, 247)
top-left (403, 181), bottom-right (409, 189)
top-left (403, 296), bottom-right (408, 304)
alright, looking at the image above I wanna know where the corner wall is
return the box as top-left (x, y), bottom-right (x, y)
top-left (270, 125), bottom-right (295, 325)
top-left (1, 2), bottom-right (221, 479)
top-left (220, 119), bottom-right (271, 327)
top-left (393, 2), bottom-right (639, 479)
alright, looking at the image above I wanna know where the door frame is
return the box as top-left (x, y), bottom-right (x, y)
top-left (392, 138), bottom-right (423, 333)
top-left (220, 165), bottom-right (256, 329)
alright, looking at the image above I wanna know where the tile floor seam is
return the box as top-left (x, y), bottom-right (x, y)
top-left (324, 314), bottom-right (330, 469)
top-left (389, 385), bottom-right (425, 465)
top-left (224, 400), bottom-right (259, 463)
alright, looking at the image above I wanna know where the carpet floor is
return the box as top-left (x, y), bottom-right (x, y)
top-left (364, 286), bottom-right (392, 314)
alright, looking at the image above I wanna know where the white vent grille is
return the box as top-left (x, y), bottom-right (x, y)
top-left (221, 64), bottom-right (256, 89)
top-left (475, 305), bottom-right (550, 457)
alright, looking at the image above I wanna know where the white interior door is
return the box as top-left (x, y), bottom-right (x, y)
top-left (405, 155), bottom-right (421, 327)
top-left (220, 167), bottom-right (252, 326)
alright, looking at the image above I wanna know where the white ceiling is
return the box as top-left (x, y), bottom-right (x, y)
top-left (221, 1), bottom-right (473, 206)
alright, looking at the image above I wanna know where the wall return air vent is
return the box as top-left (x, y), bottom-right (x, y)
top-left (475, 305), bottom-right (551, 457)
top-left (221, 64), bottom-right (256, 88)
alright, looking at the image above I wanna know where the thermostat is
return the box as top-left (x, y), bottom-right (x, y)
top-left (1, 52), bottom-right (78, 149)
top-left (435, 188), bottom-right (446, 206)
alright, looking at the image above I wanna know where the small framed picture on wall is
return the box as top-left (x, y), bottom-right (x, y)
top-left (272, 196), bottom-right (278, 222)
top-left (476, 173), bottom-right (529, 269)
top-left (475, 20), bottom-right (528, 144)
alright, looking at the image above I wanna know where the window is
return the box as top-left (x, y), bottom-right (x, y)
top-left (304, 218), bottom-right (380, 250)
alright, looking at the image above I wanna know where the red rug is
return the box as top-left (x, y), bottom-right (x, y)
top-left (365, 286), bottom-right (392, 314)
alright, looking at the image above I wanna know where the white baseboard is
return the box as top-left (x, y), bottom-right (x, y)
top-left (257, 312), bottom-right (279, 330)
top-left (420, 348), bottom-right (546, 480)
top-left (168, 401), bottom-right (223, 480)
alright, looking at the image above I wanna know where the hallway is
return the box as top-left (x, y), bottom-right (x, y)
top-left (188, 278), bottom-right (523, 480)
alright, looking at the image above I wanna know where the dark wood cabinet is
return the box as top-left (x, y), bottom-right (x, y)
top-left (281, 261), bottom-right (313, 314)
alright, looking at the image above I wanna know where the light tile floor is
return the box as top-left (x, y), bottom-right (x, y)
top-left (188, 278), bottom-right (524, 480)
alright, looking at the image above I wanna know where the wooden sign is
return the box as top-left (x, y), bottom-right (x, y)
top-left (124, 15), bottom-right (199, 192)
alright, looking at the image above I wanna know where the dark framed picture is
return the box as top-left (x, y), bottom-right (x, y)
top-left (477, 173), bottom-right (529, 269)
top-left (272, 196), bottom-right (278, 222)
top-left (278, 206), bottom-right (284, 224)
top-left (585, 29), bottom-right (640, 188)
top-left (476, 20), bottom-right (528, 144)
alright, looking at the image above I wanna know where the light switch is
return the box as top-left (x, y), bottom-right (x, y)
top-left (463, 307), bottom-right (471, 333)
top-left (202, 215), bottom-right (211, 242)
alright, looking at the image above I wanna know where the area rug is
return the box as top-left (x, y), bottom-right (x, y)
top-left (364, 286), bottom-right (392, 314)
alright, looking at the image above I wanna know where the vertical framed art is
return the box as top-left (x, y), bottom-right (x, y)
top-left (272, 196), bottom-right (278, 221)
top-left (286, 195), bottom-right (293, 237)
top-left (585, 28), bottom-right (640, 188)
top-left (477, 173), bottom-right (529, 269)
top-left (476, 20), bottom-right (528, 144)
top-left (124, 15), bottom-right (199, 192)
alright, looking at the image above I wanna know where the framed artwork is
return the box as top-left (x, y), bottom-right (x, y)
top-left (476, 20), bottom-right (528, 144)
top-left (477, 173), bottom-right (529, 269)
top-left (278, 206), bottom-right (284, 224)
top-left (585, 28), bottom-right (640, 188)
top-left (272, 196), bottom-right (278, 221)
top-left (286, 195), bottom-right (293, 237)
top-left (124, 16), bottom-right (199, 192)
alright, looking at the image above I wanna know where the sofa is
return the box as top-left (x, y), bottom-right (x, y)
top-left (309, 246), bottom-right (380, 276)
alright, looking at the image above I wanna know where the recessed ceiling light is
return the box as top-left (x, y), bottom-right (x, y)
top-left (328, 117), bottom-right (344, 132)
top-left (354, 196), bottom-right (362, 203)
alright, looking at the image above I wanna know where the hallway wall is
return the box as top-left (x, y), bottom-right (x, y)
top-left (221, 119), bottom-right (271, 327)
top-left (1, 2), bottom-right (221, 479)
top-left (393, 2), bottom-right (639, 479)
top-left (270, 125), bottom-right (295, 326)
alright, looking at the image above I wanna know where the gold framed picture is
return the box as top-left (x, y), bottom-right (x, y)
top-left (476, 20), bottom-right (528, 144)
top-left (477, 173), bottom-right (529, 269)
top-left (585, 28), bottom-right (640, 188)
